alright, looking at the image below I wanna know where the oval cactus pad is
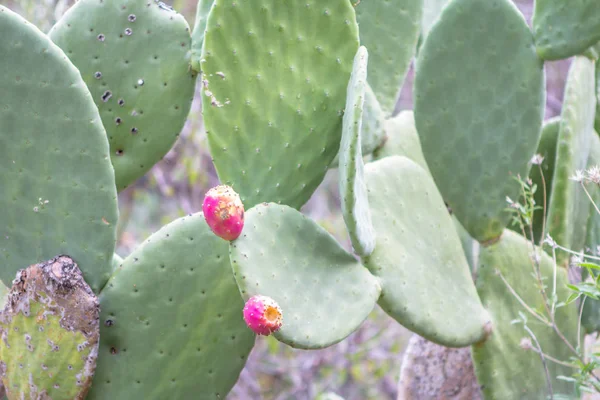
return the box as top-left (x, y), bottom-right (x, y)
top-left (230, 203), bottom-right (381, 349)
top-left (0, 6), bottom-right (118, 292)
top-left (201, 0), bottom-right (359, 209)
top-left (533, 0), bottom-right (600, 60)
top-left (49, 0), bottom-right (196, 191)
top-left (473, 230), bottom-right (578, 399)
top-left (414, 0), bottom-right (544, 243)
top-left (354, 0), bottom-right (423, 116)
top-left (364, 156), bottom-right (490, 347)
top-left (89, 213), bottom-right (254, 400)
top-left (339, 46), bottom-right (376, 257)
top-left (546, 56), bottom-right (596, 266)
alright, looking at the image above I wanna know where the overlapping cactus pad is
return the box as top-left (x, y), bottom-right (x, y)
top-left (0, 6), bottom-right (118, 292)
top-left (0, 256), bottom-right (100, 400)
top-left (230, 203), bottom-right (381, 349)
top-left (363, 156), bottom-right (490, 347)
top-left (546, 56), bottom-right (596, 265)
top-left (49, 0), bottom-right (196, 191)
top-left (473, 230), bottom-right (579, 399)
top-left (414, 0), bottom-right (544, 243)
top-left (89, 213), bottom-right (254, 399)
top-left (201, 0), bottom-right (359, 209)
top-left (190, 0), bottom-right (213, 72)
top-left (339, 46), bottom-right (376, 257)
top-left (354, 0), bottom-right (422, 116)
top-left (533, 0), bottom-right (600, 60)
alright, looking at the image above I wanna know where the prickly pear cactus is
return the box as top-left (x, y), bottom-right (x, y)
top-left (354, 0), bottom-right (422, 116)
top-left (473, 230), bottom-right (579, 399)
top-left (49, 0), bottom-right (196, 191)
top-left (0, 5), bottom-right (118, 292)
top-left (339, 46), bottom-right (376, 257)
top-left (0, 256), bottom-right (100, 400)
top-left (201, 0), bottom-right (359, 209)
top-left (230, 203), bottom-right (381, 349)
top-left (533, 0), bottom-right (600, 60)
top-left (546, 56), bottom-right (596, 266)
top-left (364, 156), bottom-right (490, 347)
top-left (190, 0), bottom-right (213, 72)
top-left (89, 213), bottom-right (254, 399)
top-left (414, 0), bottom-right (544, 243)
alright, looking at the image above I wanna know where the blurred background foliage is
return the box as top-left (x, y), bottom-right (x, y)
top-left (4, 0), bottom-right (572, 398)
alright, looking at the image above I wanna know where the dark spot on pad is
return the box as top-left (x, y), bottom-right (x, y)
top-left (128, 14), bottom-right (136, 22)
top-left (104, 319), bottom-right (114, 327)
top-left (131, 127), bottom-right (138, 134)
top-left (116, 149), bottom-right (124, 156)
top-left (125, 28), bottom-right (133, 36)
top-left (94, 71), bottom-right (102, 79)
top-left (110, 347), bottom-right (118, 354)
top-left (101, 90), bottom-right (112, 102)
top-left (97, 34), bottom-right (105, 41)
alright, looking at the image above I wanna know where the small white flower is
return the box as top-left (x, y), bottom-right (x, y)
top-left (570, 170), bottom-right (585, 182)
top-left (530, 154), bottom-right (544, 165)
top-left (587, 165), bottom-right (600, 184)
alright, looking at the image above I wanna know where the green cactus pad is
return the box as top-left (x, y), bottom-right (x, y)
top-left (230, 203), bottom-right (381, 349)
top-left (330, 83), bottom-right (385, 167)
top-left (190, 0), bottom-right (214, 72)
top-left (88, 213), bottom-right (254, 400)
top-left (354, 0), bottom-right (422, 116)
top-left (414, 0), bottom-right (544, 243)
top-left (0, 256), bottom-right (100, 400)
top-left (580, 134), bottom-right (600, 334)
top-left (546, 57), bottom-right (596, 266)
top-left (0, 6), bottom-right (118, 292)
top-left (596, 61), bottom-right (600, 133)
top-left (363, 156), bottom-right (490, 347)
top-left (473, 229), bottom-right (579, 399)
top-left (373, 111), bottom-right (430, 173)
top-left (111, 253), bottom-right (123, 271)
top-left (525, 118), bottom-right (560, 245)
top-left (49, 0), bottom-right (196, 191)
top-left (453, 216), bottom-right (475, 273)
top-left (339, 46), bottom-right (375, 257)
top-left (421, 0), bottom-right (450, 39)
top-left (533, 0), bottom-right (600, 61)
top-left (201, 0), bottom-right (359, 209)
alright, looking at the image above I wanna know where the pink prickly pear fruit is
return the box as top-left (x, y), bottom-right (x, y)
top-left (243, 295), bottom-right (283, 336)
top-left (202, 185), bottom-right (245, 241)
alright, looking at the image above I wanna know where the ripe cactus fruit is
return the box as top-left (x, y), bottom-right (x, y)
top-left (202, 185), bottom-right (245, 241)
top-left (242, 295), bottom-right (283, 336)
top-left (0, 5), bottom-right (118, 293)
top-left (0, 256), bottom-right (100, 400)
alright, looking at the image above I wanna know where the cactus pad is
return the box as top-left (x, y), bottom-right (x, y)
top-left (89, 213), bottom-right (254, 400)
top-left (0, 256), bottom-right (100, 400)
top-left (421, 0), bottom-right (450, 39)
top-left (339, 46), bottom-right (375, 257)
top-left (533, 0), bottom-right (600, 61)
top-left (49, 0), bottom-right (196, 191)
top-left (354, 0), bottom-right (422, 116)
top-left (373, 111), bottom-right (430, 173)
top-left (230, 203), bottom-right (381, 349)
top-left (414, 0), bottom-right (544, 243)
top-left (0, 6), bottom-right (118, 292)
top-left (546, 57), bottom-right (596, 265)
top-left (363, 156), bottom-right (490, 347)
top-left (473, 229), bottom-right (578, 399)
top-left (190, 0), bottom-right (214, 72)
top-left (526, 118), bottom-right (560, 245)
top-left (201, 0), bottom-right (359, 209)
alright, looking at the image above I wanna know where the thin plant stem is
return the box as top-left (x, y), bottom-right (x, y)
top-left (581, 182), bottom-right (600, 217)
top-left (578, 296), bottom-right (587, 352)
top-left (524, 325), bottom-right (554, 399)
top-left (497, 270), bottom-right (551, 326)
top-left (538, 164), bottom-right (548, 248)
